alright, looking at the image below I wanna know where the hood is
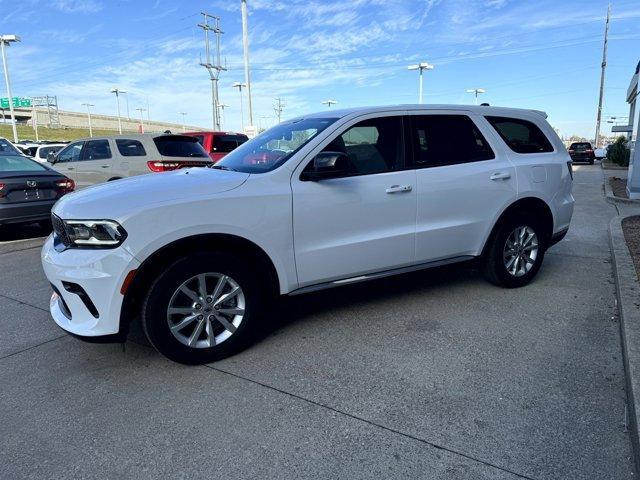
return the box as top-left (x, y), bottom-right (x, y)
top-left (53, 167), bottom-right (250, 220)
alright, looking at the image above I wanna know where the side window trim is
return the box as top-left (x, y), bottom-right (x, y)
top-left (407, 113), bottom-right (496, 170)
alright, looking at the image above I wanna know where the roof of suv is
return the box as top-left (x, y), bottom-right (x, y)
top-left (299, 104), bottom-right (548, 120)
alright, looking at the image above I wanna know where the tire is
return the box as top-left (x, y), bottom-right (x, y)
top-left (482, 213), bottom-right (547, 288)
top-left (142, 251), bottom-right (265, 364)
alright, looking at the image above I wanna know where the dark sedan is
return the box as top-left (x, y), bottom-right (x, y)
top-left (568, 142), bottom-right (595, 164)
top-left (0, 154), bottom-right (74, 227)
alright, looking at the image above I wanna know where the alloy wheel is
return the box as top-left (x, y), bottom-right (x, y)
top-left (503, 225), bottom-right (539, 277)
top-left (166, 272), bottom-right (245, 348)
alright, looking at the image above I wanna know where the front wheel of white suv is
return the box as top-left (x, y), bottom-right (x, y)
top-left (482, 213), bottom-right (547, 288)
top-left (141, 252), bottom-right (264, 364)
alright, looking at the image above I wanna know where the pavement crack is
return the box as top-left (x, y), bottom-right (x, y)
top-left (204, 364), bottom-right (537, 480)
top-left (0, 245), bottom-right (43, 256)
top-left (0, 293), bottom-right (49, 313)
top-left (0, 335), bottom-right (67, 362)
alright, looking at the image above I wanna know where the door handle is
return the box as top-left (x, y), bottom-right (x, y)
top-left (490, 172), bottom-right (511, 180)
top-left (67, 167), bottom-right (75, 171)
top-left (100, 165), bottom-right (109, 168)
top-left (386, 185), bottom-right (412, 194)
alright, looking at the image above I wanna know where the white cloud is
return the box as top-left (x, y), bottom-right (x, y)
top-left (50, 0), bottom-right (103, 13)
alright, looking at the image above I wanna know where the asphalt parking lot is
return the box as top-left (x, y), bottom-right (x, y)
top-left (0, 164), bottom-right (635, 479)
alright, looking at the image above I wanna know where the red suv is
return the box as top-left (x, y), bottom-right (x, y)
top-left (183, 131), bottom-right (249, 163)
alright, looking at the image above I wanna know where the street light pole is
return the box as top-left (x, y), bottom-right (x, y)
top-left (135, 107), bottom-right (146, 133)
top-left (466, 88), bottom-right (486, 105)
top-left (179, 112), bottom-right (187, 132)
top-left (0, 35), bottom-right (21, 143)
top-left (240, 0), bottom-right (254, 128)
top-left (322, 100), bottom-right (337, 108)
top-left (81, 103), bottom-right (94, 137)
top-left (232, 82), bottom-right (246, 131)
top-left (217, 103), bottom-right (228, 130)
top-left (110, 88), bottom-right (126, 134)
top-left (407, 62), bottom-right (434, 104)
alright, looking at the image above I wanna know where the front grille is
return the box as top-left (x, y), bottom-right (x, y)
top-left (51, 213), bottom-right (71, 248)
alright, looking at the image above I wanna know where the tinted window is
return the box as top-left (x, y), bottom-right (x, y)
top-left (410, 115), bottom-right (494, 167)
top-left (81, 139), bottom-right (112, 161)
top-left (116, 139), bottom-right (147, 157)
top-left (320, 117), bottom-right (403, 175)
top-left (191, 135), bottom-right (205, 145)
top-left (486, 116), bottom-right (554, 154)
top-left (57, 142), bottom-right (84, 163)
top-left (38, 146), bottom-right (64, 159)
top-left (154, 135), bottom-right (208, 158)
top-left (0, 155), bottom-right (48, 172)
top-left (569, 142), bottom-right (592, 150)
top-left (215, 117), bottom-right (338, 173)
top-left (213, 134), bottom-right (249, 153)
top-left (0, 138), bottom-right (20, 155)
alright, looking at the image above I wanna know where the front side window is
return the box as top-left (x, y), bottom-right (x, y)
top-left (215, 117), bottom-right (338, 173)
top-left (409, 115), bottom-right (494, 168)
top-left (116, 139), bottom-right (147, 157)
top-left (38, 146), bottom-right (63, 159)
top-left (81, 139), bottom-right (112, 161)
top-left (318, 116), bottom-right (403, 175)
top-left (486, 116), bottom-right (554, 154)
top-left (57, 142), bottom-right (84, 163)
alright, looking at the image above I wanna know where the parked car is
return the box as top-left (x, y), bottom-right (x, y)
top-left (42, 105), bottom-right (574, 364)
top-left (183, 131), bottom-right (248, 162)
top-left (0, 153), bottom-right (74, 227)
top-left (594, 146), bottom-right (607, 159)
top-left (46, 133), bottom-right (211, 189)
top-left (567, 142), bottom-right (595, 164)
top-left (31, 143), bottom-right (67, 162)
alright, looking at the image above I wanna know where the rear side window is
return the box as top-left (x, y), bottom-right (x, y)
top-left (81, 139), bottom-right (112, 161)
top-left (154, 135), bottom-right (208, 158)
top-left (116, 139), bottom-right (147, 157)
top-left (486, 116), bottom-right (554, 154)
top-left (213, 134), bottom-right (248, 153)
top-left (409, 115), bottom-right (494, 168)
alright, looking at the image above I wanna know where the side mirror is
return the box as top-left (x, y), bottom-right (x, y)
top-left (47, 151), bottom-right (58, 164)
top-left (301, 151), bottom-right (350, 181)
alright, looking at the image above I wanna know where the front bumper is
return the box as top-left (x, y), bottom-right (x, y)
top-left (41, 234), bottom-right (140, 337)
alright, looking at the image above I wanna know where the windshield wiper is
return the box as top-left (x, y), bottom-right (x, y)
top-left (210, 164), bottom-right (238, 171)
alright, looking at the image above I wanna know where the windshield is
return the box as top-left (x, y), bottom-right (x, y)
top-left (215, 117), bottom-right (338, 173)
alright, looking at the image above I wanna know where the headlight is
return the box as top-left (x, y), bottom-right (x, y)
top-left (52, 215), bottom-right (127, 249)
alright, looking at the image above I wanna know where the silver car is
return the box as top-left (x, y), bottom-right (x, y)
top-left (47, 133), bottom-right (211, 189)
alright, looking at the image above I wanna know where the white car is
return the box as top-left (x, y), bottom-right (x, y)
top-left (32, 143), bottom-right (67, 162)
top-left (42, 105), bottom-right (574, 364)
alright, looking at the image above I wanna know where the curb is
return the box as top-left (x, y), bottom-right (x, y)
top-left (601, 161), bottom-right (629, 171)
top-left (604, 176), bottom-right (640, 205)
top-left (609, 214), bottom-right (640, 471)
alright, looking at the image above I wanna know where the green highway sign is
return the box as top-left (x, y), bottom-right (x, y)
top-left (0, 97), bottom-right (32, 108)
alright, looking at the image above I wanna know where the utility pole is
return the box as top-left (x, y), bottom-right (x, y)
top-left (240, 0), bottom-right (254, 128)
top-left (232, 82), bottom-right (246, 130)
top-left (594, 4), bottom-right (611, 148)
top-left (81, 102), bottom-right (94, 137)
top-left (217, 103), bottom-right (228, 130)
top-left (274, 97), bottom-right (284, 123)
top-left (0, 35), bottom-right (20, 143)
top-left (198, 12), bottom-right (226, 131)
top-left (135, 107), bottom-right (146, 133)
top-left (110, 88), bottom-right (126, 134)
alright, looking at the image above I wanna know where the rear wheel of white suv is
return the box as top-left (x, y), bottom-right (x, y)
top-left (141, 252), bottom-right (263, 364)
top-left (482, 213), bottom-right (547, 288)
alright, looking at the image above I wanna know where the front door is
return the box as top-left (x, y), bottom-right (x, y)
top-left (292, 114), bottom-right (417, 287)
top-left (51, 141), bottom-right (84, 182)
top-left (75, 139), bottom-right (113, 188)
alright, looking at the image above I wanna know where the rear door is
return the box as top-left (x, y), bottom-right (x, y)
top-left (51, 141), bottom-right (84, 182)
top-left (75, 139), bottom-right (113, 188)
top-left (409, 112), bottom-right (517, 262)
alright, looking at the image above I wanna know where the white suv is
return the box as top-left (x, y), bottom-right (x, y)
top-left (41, 105), bottom-right (574, 364)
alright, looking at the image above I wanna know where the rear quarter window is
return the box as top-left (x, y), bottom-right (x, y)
top-left (154, 135), bottom-right (208, 158)
top-left (486, 116), bottom-right (554, 154)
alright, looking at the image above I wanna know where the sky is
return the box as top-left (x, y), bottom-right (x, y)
top-left (1, 0), bottom-right (639, 138)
